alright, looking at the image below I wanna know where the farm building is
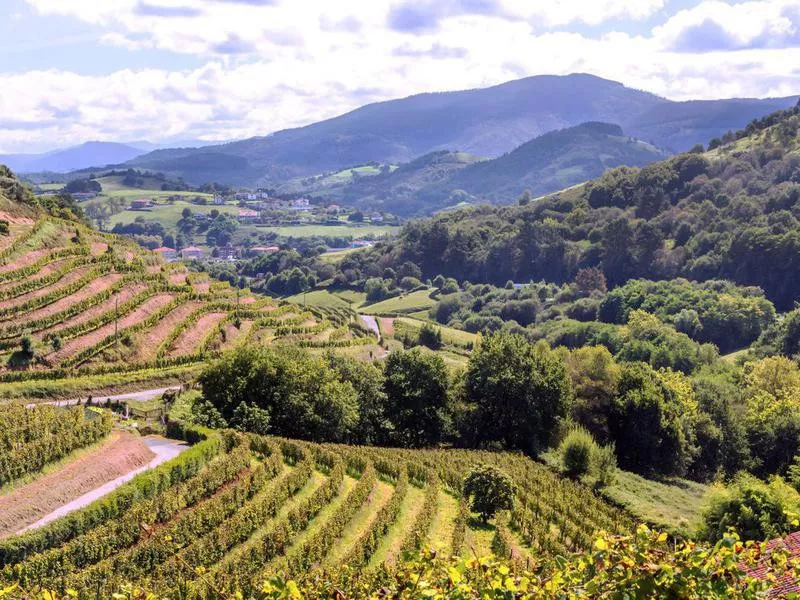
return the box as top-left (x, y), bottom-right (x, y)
top-left (153, 246), bottom-right (177, 260)
top-left (237, 209), bottom-right (260, 223)
top-left (746, 530), bottom-right (800, 597)
top-left (129, 199), bottom-right (152, 210)
top-left (250, 245), bottom-right (280, 255)
top-left (180, 246), bottom-right (205, 260)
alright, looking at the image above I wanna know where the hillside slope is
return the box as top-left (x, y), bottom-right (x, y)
top-left (348, 103), bottom-right (800, 309)
top-left (125, 73), bottom-right (797, 186)
top-left (0, 166), bottom-right (378, 400)
top-left (289, 123), bottom-right (667, 215)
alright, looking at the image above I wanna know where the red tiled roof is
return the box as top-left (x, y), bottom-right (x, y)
top-left (745, 531), bottom-right (800, 596)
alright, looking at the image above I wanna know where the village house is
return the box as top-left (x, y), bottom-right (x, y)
top-left (71, 192), bottom-right (97, 201)
top-left (745, 530), bottom-right (800, 596)
top-left (152, 246), bottom-right (177, 260)
top-left (213, 195), bottom-right (226, 205)
top-left (180, 246), bottom-right (205, 260)
top-left (351, 239), bottom-right (373, 248)
top-left (129, 198), bottom-right (152, 211)
top-left (289, 198), bottom-right (312, 211)
top-left (217, 244), bottom-right (238, 260)
top-left (237, 209), bottom-right (260, 223)
top-left (250, 245), bottom-right (280, 255)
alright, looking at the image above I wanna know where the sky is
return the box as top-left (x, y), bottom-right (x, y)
top-left (2, 0), bottom-right (800, 153)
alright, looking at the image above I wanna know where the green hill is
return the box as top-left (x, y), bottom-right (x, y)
top-left (347, 103), bottom-right (800, 309)
top-left (276, 124), bottom-right (665, 216)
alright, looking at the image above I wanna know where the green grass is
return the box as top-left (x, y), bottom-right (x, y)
top-left (107, 200), bottom-right (238, 229)
top-left (284, 289), bottom-right (352, 309)
top-left (601, 470), bottom-right (712, 537)
top-left (319, 247), bottom-right (364, 264)
top-left (368, 483), bottom-right (426, 567)
top-left (428, 489), bottom-right (461, 554)
top-left (394, 317), bottom-right (477, 347)
top-left (361, 289), bottom-right (437, 315)
top-left (464, 518), bottom-right (495, 558)
top-left (325, 478), bottom-right (394, 565)
top-left (280, 475), bottom-right (358, 564)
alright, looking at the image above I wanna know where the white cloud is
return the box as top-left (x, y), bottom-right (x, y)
top-left (654, 0), bottom-right (800, 51)
top-left (0, 0), bottom-right (798, 153)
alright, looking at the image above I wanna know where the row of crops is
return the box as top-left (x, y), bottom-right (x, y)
top-left (0, 421), bottom-right (634, 598)
top-left (0, 217), bottom-right (377, 388)
top-left (0, 403), bottom-right (112, 487)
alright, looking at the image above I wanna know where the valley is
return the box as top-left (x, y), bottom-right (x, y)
top-left (1, 59), bottom-right (800, 599)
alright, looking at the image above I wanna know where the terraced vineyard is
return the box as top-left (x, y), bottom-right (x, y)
top-left (0, 214), bottom-right (377, 401)
top-left (0, 425), bottom-right (634, 598)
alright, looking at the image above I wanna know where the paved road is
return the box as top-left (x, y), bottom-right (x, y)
top-left (359, 315), bottom-right (381, 340)
top-left (18, 436), bottom-right (188, 533)
top-left (26, 386), bottom-right (182, 409)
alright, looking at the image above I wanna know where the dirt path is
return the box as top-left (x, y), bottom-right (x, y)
top-left (0, 258), bottom-right (72, 294)
top-left (28, 386), bottom-right (182, 408)
top-left (359, 315), bottom-right (381, 340)
top-left (219, 320), bottom-right (253, 351)
top-left (18, 273), bottom-right (124, 326)
top-left (168, 271), bottom-right (188, 285)
top-left (46, 293), bottom-right (176, 364)
top-left (0, 431), bottom-right (160, 538)
top-left (168, 312), bottom-right (227, 357)
top-left (90, 242), bottom-right (108, 256)
top-left (379, 317), bottom-right (395, 337)
top-left (193, 281), bottom-right (210, 294)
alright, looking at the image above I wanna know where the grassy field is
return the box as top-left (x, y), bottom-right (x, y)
top-left (107, 199), bottom-right (239, 228)
top-left (394, 316), bottom-right (477, 347)
top-left (600, 470), bottom-right (712, 537)
top-left (284, 289), bottom-right (353, 309)
top-left (361, 289), bottom-right (438, 315)
top-left (320, 247), bottom-right (365, 263)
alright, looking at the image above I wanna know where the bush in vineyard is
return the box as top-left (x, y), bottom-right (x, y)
top-left (463, 464), bottom-right (515, 523)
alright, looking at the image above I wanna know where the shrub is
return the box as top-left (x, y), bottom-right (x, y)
top-left (700, 473), bottom-right (800, 542)
top-left (462, 464), bottom-right (515, 522)
top-left (417, 323), bottom-right (443, 349)
top-left (559, 427), bottom-right (595, 478)
top-left (591, 442), bottom-right (618, 488)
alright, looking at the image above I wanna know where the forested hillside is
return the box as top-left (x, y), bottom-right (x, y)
top-left (341, 102), bottom-right (800, 309)
top-left (282, 122), bottom-right (667, 216)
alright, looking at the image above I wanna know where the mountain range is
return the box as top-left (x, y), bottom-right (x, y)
top-left (0, 142), bottom-right (148, 174)
top-left (123, 73), bottom-right (798, 188)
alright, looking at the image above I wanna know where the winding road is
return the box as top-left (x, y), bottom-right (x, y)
top-left (26, 386), bottom-right (182, 408)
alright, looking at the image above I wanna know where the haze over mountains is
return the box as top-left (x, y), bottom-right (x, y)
top-left (0, 142), bottom-right (147, 174)
top-left (0, 139), bottom-right (226, 175)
